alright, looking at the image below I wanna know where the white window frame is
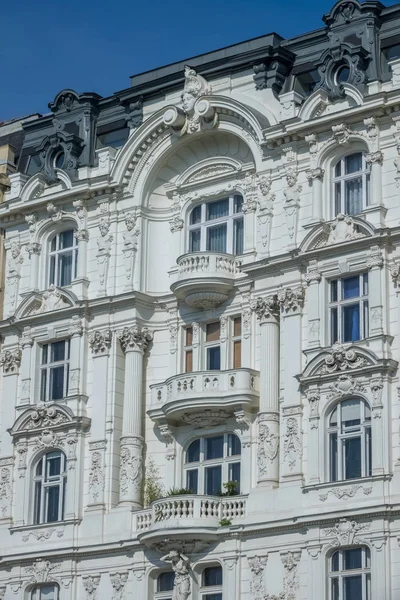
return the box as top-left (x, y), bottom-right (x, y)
top-left (184, 433), bottom-right (241, 495)
top-left (328, 274), bottom-right (369, 345)
top-left (332, 153), bottom-right (370, 217)
top-left (31, 585), bottom-right (60, 600)
top-left (200, 566), bottom-right (223, 600)
top-left (155, 572), bottom-right (174, 600)
top-left (40, 339), bottom-right (71, 402)
top-left (33, 451), bottom-right (67, 525)
top-left (329, 547), bottom-right (371, 600)
top-left (48, 229), bottom-right (78, 287)
top-left (327, 399), bottom-right (372, 482)
top-left (204, 321), bottom-right (221, 371)
top-left (231, 315), bottom-right (242, 369)
top-left (187, 194), bottom-right (244, 255)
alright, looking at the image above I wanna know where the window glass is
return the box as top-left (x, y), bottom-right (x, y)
top-left (203, 567), bottom-right (223, 587)
top-left (345, 153), bottom-right (362, 174)
top-left (228, 434), bottom-right (241, 456)
top-left (34, 452), bottom-right (66, 525)
top-left (158, 572), bottom-right (174, 592)
top-left (329, 547), bottom-right (370, 600)
top-left (40, 340), bottom-right (70, 402)
top-left (329, 275), bottom-right (368, 344)
top-left (333, 153), bottom-right (369, 217)
top-left (344, 548), bottom-right (362, 570)
top-left (190, 205), bottom-right (202, 225)
top-left (206, 199), bottom-right (229, 220)
top-left (205, 465), bottom-right (222, 495)
top-left (186, 469), bottom-right (198, 493)
top-left (342, 276), bottom-right (360, 299)
top-left (207, 224), bottom-right (227, 253)
top-left (48, 229), bottom-right (78, 287)
top-left (207, 346), bottom-right (221, 370)
top-left (206, 323), bottom-right (220, 342)
top-left (187, 439), bottom-right (200, 463)
top-left (205, 436), bottom-right (224, 460)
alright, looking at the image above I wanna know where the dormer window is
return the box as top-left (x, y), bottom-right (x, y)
top-left (49, 230), bottom-right (78, 287)
top-left (188, 194), bottom-right (244, 255)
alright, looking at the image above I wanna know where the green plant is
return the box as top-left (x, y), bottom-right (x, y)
top-left (219, 518), bottom-right (232, 527)
top-left (143, 456), bottom-right (165, 506)
top-left (218, 481), bottom-right (239, 497)
top-left (167, 487), bottom-right (193, 496)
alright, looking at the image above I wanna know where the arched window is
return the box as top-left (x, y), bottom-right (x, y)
top-left (329, 547), bottom-right (370, 600)
top-left (328, 399), bottom-right (371, 482)
top-left (34, 451), bottom-right (67, 524)
top-left (188, 194), bottom-right (244, 255)
top-left (333, 153), bottom-right (370, 216)
top-left (185, 434), bottom-right (241, 495)
top-left (200, 566), bottom-right (223, 600)
top-left (49, 229), bottom-right (78, 287)
top-left (31, 584), bottom-right (59, 600)
top-left (156, 572), bottom-right (174, 600)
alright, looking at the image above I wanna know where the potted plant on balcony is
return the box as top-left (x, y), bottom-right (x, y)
top-left (218, 481), bottom-right (239, 497)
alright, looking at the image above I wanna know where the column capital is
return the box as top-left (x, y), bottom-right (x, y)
top-left (89, 329), bottom-right (112, 355)
top-left (304, 260), bottom-right (321, 285)
top-left (250, 295), bottom-right (279, 324)
top-left (117, 325), bottom-right (153, 354)
top-left (0, 348), bottom-right (21, 375)
top-left (75, 229), bottom-right (89, 242)
top-left (306, 167), bottom-right (325, 182)
top-left (26, 242), bottom-right (41, 257)
top-left (367, 245), bottom-right (383, 270)
top-left (278, 286), bottom-right (305, 314)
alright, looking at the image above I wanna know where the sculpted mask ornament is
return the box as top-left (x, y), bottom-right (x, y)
top-left (181, 65), bottom-right (211, 114)
top-left (161, 550), bottom-right (190, 600)
top-left (326, 213), bottom-right (363, 245)
top-left (319, 343), bottom-right (367, 374)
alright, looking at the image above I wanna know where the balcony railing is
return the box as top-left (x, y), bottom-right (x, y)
top-left (149, 368), bottom-right (259, 422)
top-left (136, 494), bottom-right (247, 533)
top-left (177, 252), bottom-right (241, 277)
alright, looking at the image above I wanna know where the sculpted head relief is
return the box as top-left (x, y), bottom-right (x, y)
top-left (181, 66), bottom-right (211, 114)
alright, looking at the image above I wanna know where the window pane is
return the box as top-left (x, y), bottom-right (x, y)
top-left (342, 304), bottom-right (360, 342)
top-left (363, 273), bottom-right (368, 295)
top-left (47, 453), bottom-right (62, 478)
top-left (335, 182), bottom-right (341, 215)
top-left (228, 434), bottom-right (241, 456)
top-left (331, 307), bottom-right (338, 344)
top-left (50, 366), bottom-right (65, 400)
top-left (331, 578), bottom-right (339, 600)
top-left (343, 575), bottom-right (362, 600)
top-left (190, 205), bottom-right (202, 225)
top-left (50, 236), bottom-right (57, 252)
top-left (343, 548), bottom-right (362, 570)
top-left (331, 551), bottom-right (339, 572)
top-left (206, 322), bottom-right (220, 342)
top-left (206, 199), bottom-right (229, 220)
top-left (49, 255), bottom-right (56, 285)
top-left (60, 230), bottom-right (74, 249)
top-left (186, 469), bottom-right (198, 494)
top-left (40, 585), bottom-right (57, 600)
top-left (189, 229), bottom-right (201, 252)
top-left (186, 439), bottom-right (200, 463)
top-left (203, 566), bottom-right (223, 587)
top-left (34, 481), bottom-right (42, 524)
top-left (205, 465), bottom-right (222, 495)
top-left (207, 346), bottom-right (220, 370)
top-left (185, 350), bottom-right (193, 373)
top-left (204, 595), bottom-right (222, 600)
top-left (335, 161), bottom-right (342, 177)
top-left (186, 327), bottom-right (193, 346)
top-left (331, 280), bottom-right (338, 302)
top-left (40, 369), bottom-right (47, 402)
top-left (229, 463), bottom-right (241, 490)
top-left (341, 399), bottom-right (361, 427)
top-left (234, 218), bottom-right (244, 255)
top-left (233, 340), bottom-right (241, 368)
top-left (158, 572), bottom-right (175, 592)
top-left (345, 178), bottom-right (363, 215)
top-left (46, 486), bottom-right (60, 522)
top-left (345, 153), bottom-right (362, 174)
top-left (234, 194), bottom-right (244, 213)
top-left (207, 224), bottom-right (227, 253)
top-left (51, 341), bottom-right (66, 362)
top-left (330, 433), bottom-right (338, 482)
top-left (59, 252), bottom-right (73, 286)
top-left (233, 317), bottom-right (241, 337)
top-left (206, 436), bottom-right (224, 460)
top-left (344, 437), bottom-right (362, 479)
top-left (342, 277), bottom-right (360, 299)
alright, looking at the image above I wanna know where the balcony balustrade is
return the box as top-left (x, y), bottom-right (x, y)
top-left (170, 251), bottom-right (243, 309)
top-left (148, 368), bottom-right (259, 424)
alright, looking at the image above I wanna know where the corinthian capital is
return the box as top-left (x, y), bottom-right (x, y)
top-left (117, 326), bottom-right (153, 353)
top-left (278, 286), bottom-right (305, 313)
top-left (250, 295), bottom-right (279, 323)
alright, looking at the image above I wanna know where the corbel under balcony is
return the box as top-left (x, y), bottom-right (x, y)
top-left (170, 251), bottom-right (244, 309)
top-left (148, 368), bottom-right (259, 426)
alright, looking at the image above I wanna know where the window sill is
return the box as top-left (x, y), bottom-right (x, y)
top-left (302, 474), bottom-right (391, 496)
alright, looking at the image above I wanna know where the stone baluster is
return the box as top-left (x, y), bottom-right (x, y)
top-left (117, 325), bottom-right (153, 507)
top-left (251, 296), bottom-right (280, 486)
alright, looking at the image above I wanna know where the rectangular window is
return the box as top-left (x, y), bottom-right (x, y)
top-left (186, 469), bottom-right (198, 494)
top-left (184, 327), bottom-right (193, 373)
top-left (206, 322), bottom-right (220, 370)
top-left (205, 465), bottom-right (222, 495)
top-left (40, 340), bottom-right (70, 402)
top-left (232, 317), bottom-right (242, 368)
top-left (329, 275), bottom-right (369, 344)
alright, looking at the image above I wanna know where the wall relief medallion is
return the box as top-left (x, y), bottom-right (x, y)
top-left (323, 518), bottom-right (370, 547)
top-left (317, 344), bottom-right (368, 374)
top-left (182, 409), bottom-right (230, 428)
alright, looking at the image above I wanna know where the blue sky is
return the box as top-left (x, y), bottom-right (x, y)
top-left (1, 0), bottom-right (399, 121)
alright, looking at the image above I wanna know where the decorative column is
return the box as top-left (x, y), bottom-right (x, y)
top-left (19, 328), bottom-right (34, 406)
top-left (0, 348), bottom-right (21, 455)
top-left (367, 246), bottom-right (384, 337)
top-left (305, 134), bottom-right (323, 223)
top-left (278, 287), bottom-right (305, 481)
top-left (242, 172), bottom-right (258, 255)
top-left (67, 316), bottom-right (83, 397)
top-left (26, 243), bottom-right (41, 292)
top-left (75, 229), bottom-right (89, 280)
top-left (239, 284), bottom-right (253, 369)
top-left (117, 325), bottom-right (153, 507)
top-left (251, 296), bottom-right (280, 486)
top-left (304, 261), bottom-right (322, 349)
top-left (88, 329), bottom-right (112, 439)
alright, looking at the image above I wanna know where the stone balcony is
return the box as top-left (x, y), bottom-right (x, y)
top-left (170, 251), bottom-right (243, 309)
top-left (136, 494), bottom-right (247, 550)
top-left (148, 368), bottom-right (259, 425)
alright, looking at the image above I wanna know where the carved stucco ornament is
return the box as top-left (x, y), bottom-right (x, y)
top-left (317, 344), bottom-right (368, 374)
top-left (182, 409), bottom-right (230, 428)
top-left (248, 555), bottom-right (268, 600)
top-left (326, 213), bottom-right (363, 245)
top-left (323, 518), bottom-right (370, 547)
top-left (163, 66), bottom-right (217, 135)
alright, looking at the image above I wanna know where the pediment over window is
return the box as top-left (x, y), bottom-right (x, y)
top-left (299, 343), bottom-right (396, 382)
top-left (175, 157), bottom-right (246, 189)
top-left (10, 403), bottom-right (90, 438)
top-left (15, 285), bottom-right (78, 320)
top-left (300, 214), bottom-right (374, 253)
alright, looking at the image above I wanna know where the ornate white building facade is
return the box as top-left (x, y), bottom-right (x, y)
top-left (1, 1), bottom-right (400, 598)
